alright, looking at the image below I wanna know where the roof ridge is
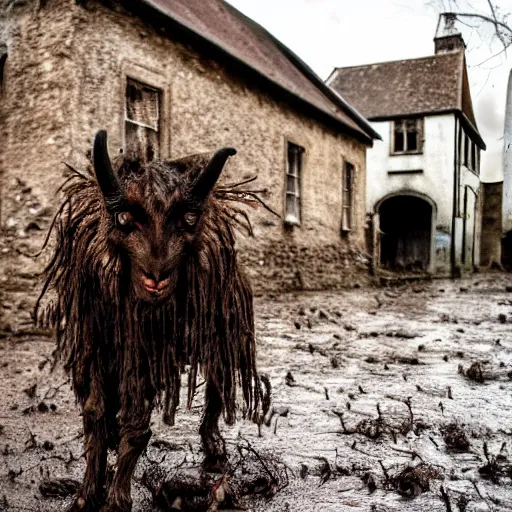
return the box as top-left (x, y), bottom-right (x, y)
top-left (333, 50), bottom-right (463, 72)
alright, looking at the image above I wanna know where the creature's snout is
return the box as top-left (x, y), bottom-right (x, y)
top-left (141, 271), bottom-right (171, 294)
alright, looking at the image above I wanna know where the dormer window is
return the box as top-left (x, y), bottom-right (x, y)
top-left (392, 118), bottom-right (423, 155)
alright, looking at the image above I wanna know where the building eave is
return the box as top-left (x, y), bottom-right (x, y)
top-left (130, 0), bottom-right (377, 145)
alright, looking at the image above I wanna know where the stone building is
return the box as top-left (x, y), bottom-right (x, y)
top-left (0, 0), bottom-right (378, 330)
top-left (328, 14), bottom-right (486, 276)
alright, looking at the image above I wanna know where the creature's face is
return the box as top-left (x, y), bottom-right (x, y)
top-left (92, 131), bottom-right (236, 303)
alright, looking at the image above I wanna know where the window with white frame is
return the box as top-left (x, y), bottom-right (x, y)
top-left (342, 161), bottom-right (354, 231)
top-left (125, 78), bottom-right (161, 161)
top-left (285, 142), bottom-right (304, 225)
top-left (392, 118), bottom-right (423, 154)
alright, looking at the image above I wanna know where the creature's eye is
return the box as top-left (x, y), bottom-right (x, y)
top-left (116, 211), bottom-right (134, 227)
top-left (184, 212), bottom-right (198, 226)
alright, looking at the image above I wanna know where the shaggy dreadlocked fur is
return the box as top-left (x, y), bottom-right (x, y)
top-left (36, 132), bottom-right (267, 512)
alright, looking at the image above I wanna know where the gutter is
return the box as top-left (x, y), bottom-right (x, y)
top-left (136, 0), bottom-right (379, 144)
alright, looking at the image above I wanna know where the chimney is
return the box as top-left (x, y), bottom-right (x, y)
top-left (434, 13), bottom-right (466, 54)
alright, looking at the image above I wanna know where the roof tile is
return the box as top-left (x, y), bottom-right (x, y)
top-left (329, 51), bottom-right (478, 131)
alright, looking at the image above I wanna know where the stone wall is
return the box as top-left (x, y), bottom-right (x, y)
top-left (0, 0), bottom-right (79, 332)
top-left (239, 240), bottom-right (369, 295)
top-left (0, 0), bottom-right (369, 330)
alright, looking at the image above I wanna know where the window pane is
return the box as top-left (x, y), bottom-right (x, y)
top-left (394, 130), bottom-right (404, 152)
top-left (288, 145), bottom-right (299, 176)
top-left (463, 134), bottom-right (469, 166)
top-left (405, 119), bottom-right (417, 132)
top-left (287, 150), bottom-right (295, 176)
top-left (407, 131), bottom-right (418, 151)
top-left (125, 122), bottom-right (159, 160)
top-left (286, 194), bottom-right (299, 220)
top-left (345, 164), bottom-right (353, 189)
top-left (126, 79), bottom-right (159, 129)
top-left (287, 174), bottom-right (298, 195)
top-left (342, 207), bottom-right (350, 231)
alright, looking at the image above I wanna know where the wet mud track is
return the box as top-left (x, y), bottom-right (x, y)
top-left (1, 275), bottom-right (512, 511)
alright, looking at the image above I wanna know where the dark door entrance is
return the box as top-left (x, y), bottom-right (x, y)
top-left (379, 195), bottom-right (432, 271)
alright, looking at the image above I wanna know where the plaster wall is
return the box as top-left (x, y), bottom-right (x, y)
top-left (366, 114), bottom-right (481, 273)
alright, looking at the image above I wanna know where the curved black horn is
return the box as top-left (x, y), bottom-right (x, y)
top-left (192, 147), bottom-right (237, 200)
top-left (92, 130), bottom-right (123, 210)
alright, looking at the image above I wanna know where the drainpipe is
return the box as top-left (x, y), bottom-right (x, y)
top-left (451, 116), bottom-right (459, 278)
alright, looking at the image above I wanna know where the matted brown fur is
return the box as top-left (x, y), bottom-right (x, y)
top-left (36, 155), bottom-right (261, 433)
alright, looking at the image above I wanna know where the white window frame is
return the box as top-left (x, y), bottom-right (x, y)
top-left (391, 118), bottom-right (423, 155)
top-left (342, 161), bottom-right (355, 232)
top-left (284, 142), bottom-right (304, 226)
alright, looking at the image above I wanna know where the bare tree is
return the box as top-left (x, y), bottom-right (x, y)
top-left (430, 0), bottom-right (511, 59)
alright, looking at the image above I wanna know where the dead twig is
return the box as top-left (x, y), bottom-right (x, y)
top-left (388, 445), bottom-right (424, 461)
top-left (43, 379), bottom-right (70, 400)
top-left (440, 485), bottom-right (453, 512)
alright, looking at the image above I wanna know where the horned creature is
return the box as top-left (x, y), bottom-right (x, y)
top-left (37, 131), bottom-right (262, 512)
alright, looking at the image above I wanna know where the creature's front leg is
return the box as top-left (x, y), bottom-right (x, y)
top-left (101, 401), bottom-right (153, 512)
top-left (66, 380), bottom-right (108, 512)
top-left (200, 380), bottom-right (228, 472)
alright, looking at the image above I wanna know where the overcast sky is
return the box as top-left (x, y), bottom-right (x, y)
top-left (226, 0), bottom-right (512, 182)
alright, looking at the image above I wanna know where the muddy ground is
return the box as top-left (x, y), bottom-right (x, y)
top-left (1, 274), bottom-right (512, 511)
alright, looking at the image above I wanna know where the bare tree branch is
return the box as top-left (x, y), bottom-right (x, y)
top-left (486, 0), bottom-right (508, 48)
top-left (455, 12), bottom-right (512, 49)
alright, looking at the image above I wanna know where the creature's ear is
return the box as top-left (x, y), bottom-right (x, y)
top-left (191, 147), bottom-right (236, 201)
top-left (92, 130), bottom-right (124, 212)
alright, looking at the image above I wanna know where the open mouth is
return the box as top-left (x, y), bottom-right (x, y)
top-left (142, 277), bottom-right (171, 295)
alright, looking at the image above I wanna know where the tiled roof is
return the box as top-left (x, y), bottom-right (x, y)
top-left (327, 51), bottom-right (484, 148)
top-left (137, 0), bottom-right (379, 142)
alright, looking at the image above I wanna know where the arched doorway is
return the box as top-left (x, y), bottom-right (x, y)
top-left (379, 195), bottom-right (433, 272)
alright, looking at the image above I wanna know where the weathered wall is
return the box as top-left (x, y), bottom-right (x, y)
top-left (0, 0), bottom-right (79, 332)
top-left (0, 0), bottom-right (369, 331)
top-left (480, 181), bottom-right (503, 267)
top-left (367, 115), bottom-right (455, 227)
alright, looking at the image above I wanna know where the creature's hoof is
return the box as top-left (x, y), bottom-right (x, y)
top-left (202, 453), bottom-right (229, 474)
